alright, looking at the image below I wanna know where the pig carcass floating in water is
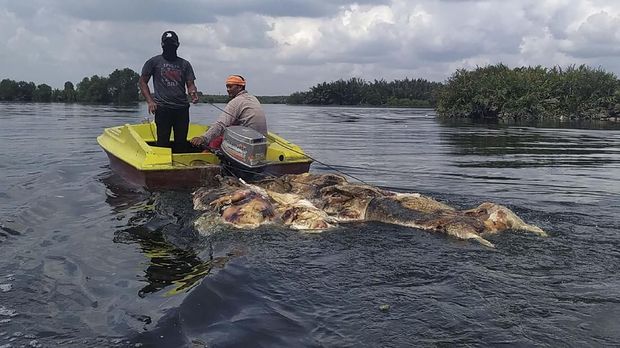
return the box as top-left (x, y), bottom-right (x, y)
top-left (192, 173), bottom-right (547, 248)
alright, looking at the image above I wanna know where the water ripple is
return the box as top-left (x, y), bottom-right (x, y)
top-left (0, 103), bottom-right (619, 346)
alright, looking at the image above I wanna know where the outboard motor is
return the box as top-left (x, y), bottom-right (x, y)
top-left (218, 126), bottom-right (268, 180)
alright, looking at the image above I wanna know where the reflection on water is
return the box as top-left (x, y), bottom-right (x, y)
top-left (101, 170), bottom-right (242, 298)
top-left (114, 224), bottom-right (242, 297)
top-left (437, 116), bottom-right (620, 130)
top-left (1, 102), bottom-right (620, 347)
top-left (441, 127), bottom-right (620, 167)
top-left (430, 118), bottom-right (620, 212)
top-left (98, 171), bottom-right (150, 214)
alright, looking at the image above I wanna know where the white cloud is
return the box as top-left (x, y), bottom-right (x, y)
top-left (2, 0), bottom-right (620, 95)
top-left (561, 10), bottom-right (620, 57)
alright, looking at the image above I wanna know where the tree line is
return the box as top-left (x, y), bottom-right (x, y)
top-left (4, 64), bottom-right (620, 121)
top-left (436, 64), bottom-right (620, 120)
top-left (0, 68), bottom-right (287, 105)
top-left (288, 64), bottom-right (620, 120)
top-left (287, 77), bottom-right (441, 107)
top-left (0, 68), bottom-right (140, 103)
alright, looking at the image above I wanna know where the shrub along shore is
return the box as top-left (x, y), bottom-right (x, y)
top-left (2, 63), bottom-right (619, 121)
top-left (436, 64), bottom-right (620, 121)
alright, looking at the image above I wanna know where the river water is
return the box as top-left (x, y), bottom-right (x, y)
top-left (1, 102), bottom-right (619, 347)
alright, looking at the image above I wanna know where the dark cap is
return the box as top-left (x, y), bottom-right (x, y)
top-left (161, 31), bottom-right (179, 47)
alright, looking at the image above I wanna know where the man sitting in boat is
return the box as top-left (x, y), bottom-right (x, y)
top-left (190, 75), bottom-right (267, 150)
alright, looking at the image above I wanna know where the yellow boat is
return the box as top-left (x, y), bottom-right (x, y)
top-left (97, 122), bottom-right (312, 189)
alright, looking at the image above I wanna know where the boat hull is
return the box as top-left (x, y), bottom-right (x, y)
top-left (104, 150), bottom-right (222, 190)
top-left (98, 122), bottom-right (313, 190)
top-left (219, 158), bottom-right (313, 182)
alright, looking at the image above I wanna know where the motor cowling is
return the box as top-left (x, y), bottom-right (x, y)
top-left (219, 126), bottom-right (267, 176)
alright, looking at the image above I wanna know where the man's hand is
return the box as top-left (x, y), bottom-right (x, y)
top-left (147, 101), bottom-right (157, 115)
top-left (190, 136), bottom-right (206, 147)
top-left (187, 80), bottom-right (199, 104)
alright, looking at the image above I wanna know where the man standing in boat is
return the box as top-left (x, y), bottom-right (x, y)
top-left (190, 75), bottom-right (267, 150)
top-left (139, 30), bottom-right (199, 152)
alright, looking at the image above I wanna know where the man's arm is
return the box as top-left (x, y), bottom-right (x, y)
top-left (187, 80), bottom-right (198, 104)
top-left (139, 75), bottom-right (157, 115)
top-left (190, 100), bottom-right (239, 147)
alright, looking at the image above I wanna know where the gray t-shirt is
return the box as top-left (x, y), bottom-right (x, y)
top-left (141, 55), bottom-right (196, 109)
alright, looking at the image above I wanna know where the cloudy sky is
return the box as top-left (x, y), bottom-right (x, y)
top-left (1, 0), bottom-right (620, 95)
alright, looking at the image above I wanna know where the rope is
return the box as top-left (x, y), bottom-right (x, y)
top-left (142, 104), bottom-right (416, 189)
top-left (206, 102), bottom-right (373, 186)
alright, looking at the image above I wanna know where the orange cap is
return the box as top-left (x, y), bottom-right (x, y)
top-left (225, 75), bottom-right (246, 86)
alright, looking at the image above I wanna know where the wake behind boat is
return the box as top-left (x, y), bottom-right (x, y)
top-left (97, 122), bottom-right (312, 189)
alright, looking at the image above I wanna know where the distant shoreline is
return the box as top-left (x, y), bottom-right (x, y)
top-left (4, 63), bottom-right (620, 120)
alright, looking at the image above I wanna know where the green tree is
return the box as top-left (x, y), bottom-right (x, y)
top-left (76, 77), bottom-right (91, 101)
top-left (16, 81), bottom-right (36, 101)
top-left (63, 81), bottom-right (77, 102)
top-left (286, 91), bottom-right (308, 104)
top-left (108, 68), bottom-right (140, 103)
top-left (33, 84), bottom-right (52, 102)
top-left (77, 75), bottom-right (111, 103)
top-left (288, 77), bottom-right (440, 107)
top-left (0, 79), bottom-right (18, 100)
